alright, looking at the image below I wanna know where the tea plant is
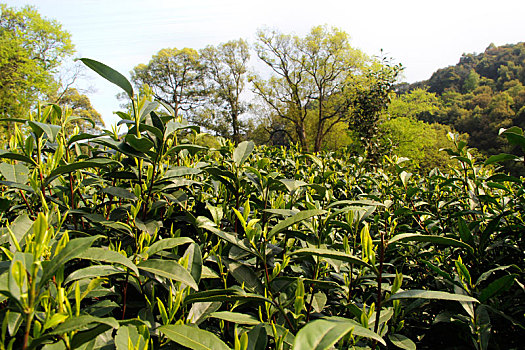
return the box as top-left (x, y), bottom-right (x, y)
top-left (0, 60), bottom-right (523, 349)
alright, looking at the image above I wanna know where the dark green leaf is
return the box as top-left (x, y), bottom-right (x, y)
top-left (389, 233), bottom-right (473, 252)
top-left (137, 259), bottom-right (198, 290)
top-left (45, 159), bottom-right (118, 185)
top-left (147, 237), bottom-right (194, 256)
top-left (479, 274), bottom-right (516, 303)
top-left (40, 235), bottom-right (103, 288)
top-left (79, 58), bottom-right (134, 98)
top-left (268, 209), bottom-right (326, 239)
top-left (291, 247), bottom-right (370, 268)
top-left (79, 248), bottom-right (139, 275)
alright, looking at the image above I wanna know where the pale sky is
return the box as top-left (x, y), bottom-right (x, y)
top-left (3, 0), bottom-right (525, 126)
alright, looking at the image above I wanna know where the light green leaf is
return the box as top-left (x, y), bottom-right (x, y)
top-left (388, 334), bottom-right (416, 350)
top-left (209, 311), bottom-right (260, 325)
top-left (233, 141), bottom-right (255, 166)
top-left (0, 163), bottom-right (29, 183)
top-left (137, 259), bottom-right (198, 290)
top-left (294, 317), bottom-right (385, 350)
top-left (159, 324), bottom-right (230, 350)
top-left (389, 289), bottom-right (478, 303)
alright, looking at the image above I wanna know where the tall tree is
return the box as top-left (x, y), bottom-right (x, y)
top-left (131, 48), bottom-right (206, 118)
top-left (252, 26), bottom-right (395, 152)
top-left (199, 39), bottom-right (250, 143)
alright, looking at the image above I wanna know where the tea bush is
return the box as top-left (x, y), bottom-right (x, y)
top-left (0, 60), bottom-right (523, 349)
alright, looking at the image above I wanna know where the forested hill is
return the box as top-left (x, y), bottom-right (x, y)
top-left (412, 42), bottom-right (525, 94)
top-left (403, 42), bottom-right (525, 160)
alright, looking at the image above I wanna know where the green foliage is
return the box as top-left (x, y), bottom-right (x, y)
top-left (0, 59), bottom-right (523, 350)
top-left (0, 4), bottom-right (74, 124)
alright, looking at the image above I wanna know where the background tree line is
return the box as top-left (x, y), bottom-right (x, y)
top-left (2, 3), bottom-right (524, 174)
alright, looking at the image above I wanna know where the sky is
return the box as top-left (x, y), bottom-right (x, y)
top-left (3, 0), bottom-right (525, 126)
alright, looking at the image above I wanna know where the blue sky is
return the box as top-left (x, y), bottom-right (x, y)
top-left (3, 0), bottom-right (525, 126)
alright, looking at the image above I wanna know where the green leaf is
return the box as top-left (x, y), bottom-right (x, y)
top-left (137, 259), bottom-right (198, 290)
top-left (247, 324), bottom-right (267, 350)
top-left (0, 150), bottom-right (35, 165)
top-left (0, 163), bottom-right (29, 183)
top-left (224, 259), bottom-right (264, 294)
top-left (290, 248), bottom-right (370, 268)
top-left (262, 323), bottom-right (295, 346)
top-left (64, 265), bottom-right (124, 284)
top-left (484, 153), bottom-right (518, 166)
top-left (45, 159), bottom-right (118, 185)
top-left (40, 235), bottom-right (103, 288)
top-left (79, 248), bottom-right (139, 275)
top-left (201, 224), bottom-right (256, 257)
top-left (268, 209), bottom-right (326, 239)
top-left (183, 288), bottom-right (271, 305)
top-left (125, 134), bottom-right (154, 152)
top-left (67, 132), bottom-right (101, 146)
top-left (184, 243), bottom-right (203, 285)
top-left (388, 334), bottom-right (416, 350)
top-left (146, 237), bottom-right (194, 256)
top-left (294, 317), bottom-right (385, 350)
top-left (389, 289), bottom-right (478, 303)
top-left (479, 274), bottom-right (516, 303)
top-left (28, 121), bottom-right (61, 142)
top-left (209, 311), bottom-right (260, 325)
top-left (49, 315), bottom-right (119, 335)
top-left (233, 140), bottom-right (255, 166)
top-left (389, 233), bottom-right (473, 252)
top-left (102, 186), bottom-right (137, 200)
top-left (115, 324), bottom-right (147, 350)
top-left (159, 324), bottom-right (230, 350)
top-left (79, 58), bottom-right (134, 98)
top-left (164, 166), bottom-right (202, 178)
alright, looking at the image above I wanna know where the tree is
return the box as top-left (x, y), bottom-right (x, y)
top-left (252, 26), bottom-right (399, 152)
top-left (0, 4), bottom-right (74, 120)
top-left (199, 39), bottom-right (250, 143)
top-left (251, 28), bottom-right (312, 150)
top-left (131, 48), bottom-right (206, 118)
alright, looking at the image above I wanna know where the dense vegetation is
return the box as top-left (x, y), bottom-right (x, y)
top-left (0, 60), bottom-right (523, 349)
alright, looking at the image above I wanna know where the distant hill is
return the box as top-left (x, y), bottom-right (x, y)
top-left (403, 42), bottom-right (525, 164)
top-left (412, 42), bottom-right (525, 94)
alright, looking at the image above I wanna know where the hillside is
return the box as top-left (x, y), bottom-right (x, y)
top-left (407, 42), bottom-right (525, 159)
